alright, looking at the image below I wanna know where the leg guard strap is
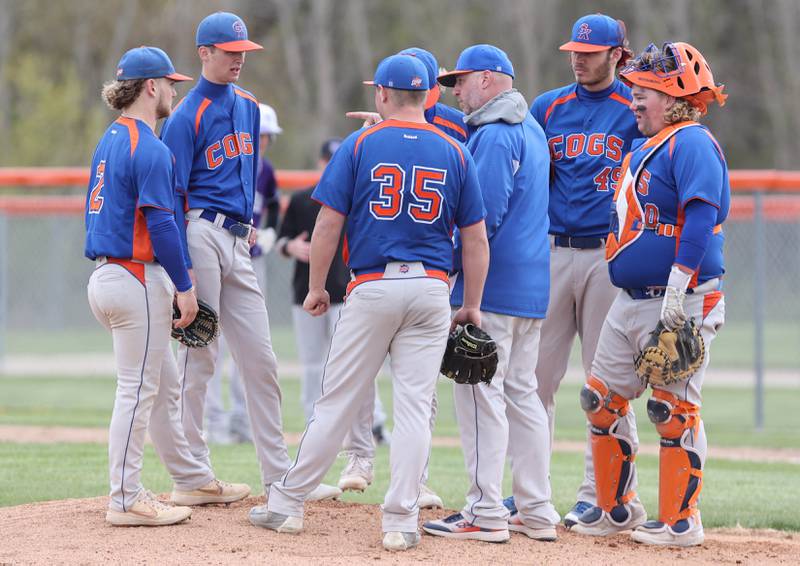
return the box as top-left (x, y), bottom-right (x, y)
top-left (649, 389), bottom-right (703, 525)
top-left (581, 376), bottom-right (636, 513)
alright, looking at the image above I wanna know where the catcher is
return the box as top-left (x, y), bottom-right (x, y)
top-left (571, 42), bottom-right (728, 548)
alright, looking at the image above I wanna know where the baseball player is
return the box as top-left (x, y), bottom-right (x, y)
top-left (337, 47), bottom-right (462, 510)
top-left (204, 103), bottom-right (282, 445)
top-left (424, 44), bottom-right (560, 543)
top-left (160, 11), bottom-right (339, 502)
top-left (571, 42), bottom-right (728, 547)
top-left (249, 54), bottom-right (490, 553)
top-left (503, 13), bottom-right (641, 528)
top-left (86, 46), bottom-right (249, 526)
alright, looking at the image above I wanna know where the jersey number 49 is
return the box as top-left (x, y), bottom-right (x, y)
top-left (369, 163), bottom-right (445, 224)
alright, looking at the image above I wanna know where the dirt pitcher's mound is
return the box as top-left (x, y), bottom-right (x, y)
top-left (1, 497), bottom-right (797, 565)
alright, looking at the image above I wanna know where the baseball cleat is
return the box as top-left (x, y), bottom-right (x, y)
top-left (382, 531), bottom-right (421, 551)
top-left (423, 512), bottom-right (510, 542)
top-left (170, 478), bottom-right (250, 506)
top-left (631, 515), bottom-right (704, 547)
top-left (563, 500), bottom-right (593, 529)
top-left (307, 483), bottom-right (343, 501)
top-left (248, 506), bottom-right (304, 534)
top-left (502, 495), bottom-right (518, 516)
top-left (338, 453), bottom-right (374, 492)
top-left (508, 515), bottom-right (557, 541)
top-left (417, 484), bottom-right (444, 509)
top-left (106, 490), bottom-right (192, 527)
top-left (571, 498), bottom-right (647, 537)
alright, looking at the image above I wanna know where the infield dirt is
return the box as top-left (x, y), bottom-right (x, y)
top-left (1, 497), bottom-right (797, 565)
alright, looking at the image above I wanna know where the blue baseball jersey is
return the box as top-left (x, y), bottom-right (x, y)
top-left (426, 102), bottom-right (468, 143)
top-left (451, 113), bottom-right (551, 318)
top-left (85, 117), bottom-right (175, 261)
top-left (161, 76), bottom-right (260, 224)
top-left (531, 80), bottom-right (640, 238)
top-left (313, 119), bottom-right (485, 273)
top-left (609, 126), bottom-right (730, 288)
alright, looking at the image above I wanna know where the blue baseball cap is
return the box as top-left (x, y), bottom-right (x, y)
top-left (116, 46), bottom-right (192, 82)
top-left (363, 55), bottom-right (429, 91)
top-left (437, 44), bottom-right (514, 88)
top-left (196, 12), bottom-right (263, 52)
top-left (560, 14), bottom-right (626, 52)
top-left (398, 47), bottom-right (441, 108)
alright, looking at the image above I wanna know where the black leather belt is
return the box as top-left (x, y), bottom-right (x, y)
top-left (199, 210), bottom-right (251, 239)
top-left (553, 235), bottom-right (605, 249)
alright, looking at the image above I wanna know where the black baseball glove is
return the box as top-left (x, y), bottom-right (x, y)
top-left (440, 323), bottom-right (498, 385)
top-left (171, 299), bottom-right (220, 348)
top-left (634, 319), bottom-right (705, 387)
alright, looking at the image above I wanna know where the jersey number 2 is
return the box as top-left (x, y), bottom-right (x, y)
top-left (88, 161), bottom-right (106, 214)
top-left (370, 163), bottom-right (445, 224)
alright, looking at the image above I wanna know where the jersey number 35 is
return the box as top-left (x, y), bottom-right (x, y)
top-left (369, 163), bottom-right (445, 224)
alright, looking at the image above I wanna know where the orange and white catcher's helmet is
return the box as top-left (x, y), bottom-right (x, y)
top-left (620, 42), bottom-right (727, 115)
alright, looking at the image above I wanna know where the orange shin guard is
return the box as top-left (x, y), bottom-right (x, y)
top-left (581, 376), bottom-right (636, 513)
top-left (648, 389), bottom-right (703, 524)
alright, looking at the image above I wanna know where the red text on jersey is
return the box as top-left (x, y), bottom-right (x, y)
top-left (89, 160), bottom-right (106, 214)
top-left (369, 163), bottom-right (445, 223)
top-left (547, 133), bottom-right (624, 162)
top-left (205, 132), bottom-right (254, 170)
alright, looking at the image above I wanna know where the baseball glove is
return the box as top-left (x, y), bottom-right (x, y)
top-left (171, 299), bottom-right (220, 348)
top-left (440, 323), bottom-right (498, 385)
top-left (634, 319), bottom-right (705, 387)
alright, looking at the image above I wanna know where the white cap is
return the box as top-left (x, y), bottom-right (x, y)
top-left (259, 103), bottom-right (283, 135)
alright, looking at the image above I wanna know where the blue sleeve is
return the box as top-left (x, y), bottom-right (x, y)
top-left (675, 199), bottom-right (717, 271)
top-left (174, 191), bottom-right (191, 269)
top-left (673, 129), bottom-right (724, 209)
top-left (143, 207), bottom-right (192, 292)
top-left (312, 136), bottom-right (356, 215)
top-left (469, 128), bottom-right (515, 240)
top-left (251, 105), bottom-right (261, 221)
top-left (530, 95), bottom-right (547, 128)
top-left (160, 112), bottom-right (195, 193)
top-left (133, 144), bottom-right (174, 211)
top-left (455, 151), bottom-right (486, 227)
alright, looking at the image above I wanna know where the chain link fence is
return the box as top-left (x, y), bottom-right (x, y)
top-left (1, 189), bottom-right (799, 416)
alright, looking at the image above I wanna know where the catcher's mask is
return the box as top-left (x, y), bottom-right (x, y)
top-left (620, 42), bottom-right (727, 115)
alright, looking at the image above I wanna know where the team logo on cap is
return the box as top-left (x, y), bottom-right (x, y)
top-left (233, 19), bottom-right (246, 39)
top-left (411, 76), bottom-right (423, 88)
top-left (116, 67), bottom-right (123, 77)
top-left (578, 22), bottom-right (592, 41)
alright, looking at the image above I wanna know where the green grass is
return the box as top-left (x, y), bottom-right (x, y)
top-left (1, 374), bottom-right (797, 529)
top-left (0, 377), bottom-right (797, 449)
top-left (5, 319), bottom-right (800, 367)
top-left (1, 443), bottom-right (797, 530)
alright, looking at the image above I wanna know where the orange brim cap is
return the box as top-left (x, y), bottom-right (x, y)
top-left (214, 39), bottom-right (263, 52)
top-left (424, 84), bottom-right (440, 109)
top-left (437, 69), bottom-right (473, 88)
top-left (559, 41), bottom-right (611, 53)
top-left (166, 72), bottom-right (193, 82)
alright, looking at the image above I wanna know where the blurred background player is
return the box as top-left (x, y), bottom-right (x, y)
top-left (160, 11), bottom-right (340, 502)
top-left (572, 41), bottom-right (728, 547)
top-left (204, 102), bottom-right (283, 445)
top-left (424, 44), bottom-right (559, 543)
top-left (86, 46), bottom-right (224, 526)
top-left (250, 54), bottom-right (489, 552)
top-left (504, 13), bottom-right (641, 528)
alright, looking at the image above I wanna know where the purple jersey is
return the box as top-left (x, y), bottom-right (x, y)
top-left (161, 76), bottom-right (260, 224)
top-left (85, 117), bottom-right (175, 261)
top-left (313, 119), bottom-right (485, 273)
top-left (609, 125), bottom-right (729, 288)
top-left (530, 79), bottom-right (639, 238)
